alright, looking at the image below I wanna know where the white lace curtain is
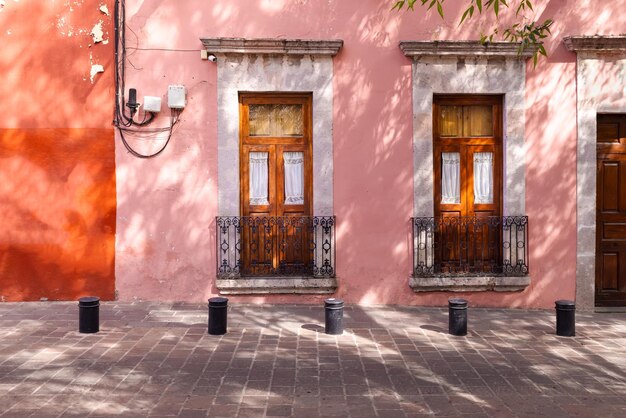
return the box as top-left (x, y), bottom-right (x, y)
top-left (441, 152), bottom-right (460, 204)
top-left (474, 152), bottom-right (493, 204)
top-left (249, 152), bottom-right (269, 205)
top-left (284, 151), bottom-right (304, 205)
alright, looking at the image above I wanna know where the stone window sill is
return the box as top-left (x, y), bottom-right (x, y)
top-left (216, 277), bottom-right (337, 295)
top-left (409, 275), bottom-right (530, 292)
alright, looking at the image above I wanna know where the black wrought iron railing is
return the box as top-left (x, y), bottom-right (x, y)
top-left (411, 216), bottom-right (529, 277)
top-left (216, 216), bottom-right (336, 278)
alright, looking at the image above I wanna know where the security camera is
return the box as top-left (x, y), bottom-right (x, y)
top-left (208, 54), bottom-right (217, 62)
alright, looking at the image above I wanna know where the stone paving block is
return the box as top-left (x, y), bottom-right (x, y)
top-left (207, 404), bottom-right (238, 417)
top-left (177, 409), bottom-right (208, 418)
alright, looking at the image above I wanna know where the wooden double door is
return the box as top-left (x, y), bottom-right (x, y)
top-left (239, 93), bottom-right (313, 275)
top-left (596, 114), bottom-right (626, 307)
top-left (433, 95), bottom-right (503, 273)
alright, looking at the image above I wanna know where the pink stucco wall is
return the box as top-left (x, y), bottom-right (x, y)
top-left (115, 0), bottom-right (626, 307)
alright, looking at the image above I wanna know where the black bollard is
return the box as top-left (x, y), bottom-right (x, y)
top-left (78, 296), bottom-right (100, 334)
top-left (555, 300), bottom-right (575, 337)
top-left (448, 298), bottom-right (468, 336)
top-left (208, 297), bottom-right (228, 335)
top-left (324, 298), bottom-right (344, 335)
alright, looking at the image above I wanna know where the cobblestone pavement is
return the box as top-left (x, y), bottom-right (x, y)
top-left (0, 302), bottom-right (625, 417)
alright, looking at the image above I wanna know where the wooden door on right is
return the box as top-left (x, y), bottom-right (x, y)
top-left (596, 114), bottom-right (626, 307)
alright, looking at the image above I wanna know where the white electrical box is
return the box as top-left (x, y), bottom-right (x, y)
top-left (167, 85), bottom-right (186, 109)
top-left (143, 96), bottom-right (162, 113)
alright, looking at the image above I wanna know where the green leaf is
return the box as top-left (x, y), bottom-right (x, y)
top-left (436, 1), bottom-right (444, 18)
top-left (460, 8), bottom-right (470, 24)
top-left (494, 0), bottom-right (499, 16)
top-left (538, 44), bottom-right (547, 56)
top-left (391, 1), bottom-right (405, 11)
top-left (476, 0), bottom-right (483, 13)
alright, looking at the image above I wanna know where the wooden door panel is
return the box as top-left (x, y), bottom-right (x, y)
top-left (240, 145), bottom-right (276, 275)
top-left (438, 213), bottom-right (462, 268)
top-left (603, 223), bottom-right (626, 241)
top-left (596, 114), bottom-right (626, 306)
top-left (600, 253), bottom-right (619, 291)
top-left (600, 161), bottom-right (619, 212)
top-left (242, 217), bottom-right (275, 276)
top-left (467, 145), bottom-right (501, 273)
top-left (598, 123), bottom-right (620, 143)
top-left (276, 145), bottom-right (312, 273)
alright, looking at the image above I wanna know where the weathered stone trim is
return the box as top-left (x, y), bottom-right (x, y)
top-left (409, 276), bottom-right (530, 292)
top-left (406, 54), bottom-right (527, 218)
top-left (215, 54), bottom-right (334, 217)
top-left (564, 36), bottom-right (626, 52)
top-left (400, 40), bottom-right (536, 58)
top-left (217, 277), bottom-right (337, 294)
top-left (201, 37), bottom-right (343, 56)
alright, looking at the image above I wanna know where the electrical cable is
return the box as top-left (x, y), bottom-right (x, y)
top-left (118, 110), bottom-right (181, 158)
top-left (113, 0), bottom-right (180, 158)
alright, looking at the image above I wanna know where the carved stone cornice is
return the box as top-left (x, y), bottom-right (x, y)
top-left (200, 37), bottom-right (343, 56)
top-left (399, 40), bottom-right (536, 59)
top-left (563, 35), bottom-right (626, 52)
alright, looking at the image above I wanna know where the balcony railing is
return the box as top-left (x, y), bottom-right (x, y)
top-left (216, 216), bottom-right (336, 278)
top-left (411, 216), bottom-right (529, 277)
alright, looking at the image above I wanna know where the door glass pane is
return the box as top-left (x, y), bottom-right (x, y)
top-left (249, 152), bottom-right (269, 205)
top-left (248, 105), bottom-right (271, 136)
top-left (441, 152), bottom-right (460, 204)
top-left (284, 152), bottom-right (304, 205)
top-left (440, 106), bottom-right (462, 137)
top-left (249, 104), bottom-right (303, 137)
top-left (474, 152), bottom-right (493, 204)
top-left (276, 105), bottom-right (303, 136)
top-left (464, 105), bottom-right (493, 136)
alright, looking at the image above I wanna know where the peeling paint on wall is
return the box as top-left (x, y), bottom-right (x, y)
top-left (99, 4), bottom-right (109, 16)
top-left (91, 20), bottom-right (104, 43)
top-left (90, 64), bottom-right (104, 82)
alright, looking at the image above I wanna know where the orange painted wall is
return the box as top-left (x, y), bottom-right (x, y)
top-left (0, 0), bottom-right (116, 301)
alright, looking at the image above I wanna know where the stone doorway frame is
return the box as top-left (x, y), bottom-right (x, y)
top-left (564, 36), bottom-right (626, 310)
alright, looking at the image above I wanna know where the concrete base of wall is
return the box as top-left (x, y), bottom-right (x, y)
top-left (409, 276), bottom-right (530, 292)
top-left (217, 277), bottom-right (338, 294)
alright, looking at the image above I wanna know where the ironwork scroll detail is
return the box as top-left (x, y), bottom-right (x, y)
top-left (411, 216), bottom-right (529, 277)
top-left (216, 216), bottom-right (336, 278)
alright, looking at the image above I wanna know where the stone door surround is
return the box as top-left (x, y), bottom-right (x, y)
top-left (564, 35), bottom-right (626, 310)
